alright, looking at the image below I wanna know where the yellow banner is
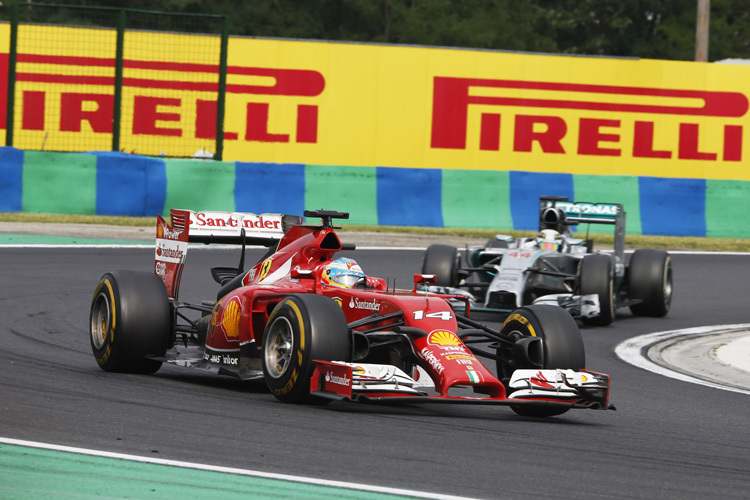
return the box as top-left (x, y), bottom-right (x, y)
top-left (3, 22), bottom-right (750, 181)
top-left (226, 38), bottom-right (749, 181)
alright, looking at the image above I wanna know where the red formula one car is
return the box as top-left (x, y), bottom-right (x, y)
top-left (89, 209), bottom-right (614, 417)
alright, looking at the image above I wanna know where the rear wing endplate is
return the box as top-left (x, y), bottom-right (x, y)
top-left (154, 209), bottom-right (302, 299)
top-left (539, 196), bottom-right (626, 260)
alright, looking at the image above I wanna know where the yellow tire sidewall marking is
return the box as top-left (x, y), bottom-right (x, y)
top-left (103, 279), bottom-right (116, 342)
top-left (287, 299), bottom-right (305, 352)
top-left (503, 312), bottom-right (536, 337)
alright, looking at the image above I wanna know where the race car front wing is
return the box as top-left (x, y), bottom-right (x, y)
top-left (310, 361), bottom-right (614, 410)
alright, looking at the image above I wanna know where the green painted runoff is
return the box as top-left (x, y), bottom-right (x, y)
top-left (0, 443), bottom-right (426, 500)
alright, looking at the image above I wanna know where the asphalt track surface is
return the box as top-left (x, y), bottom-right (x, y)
top-left (1, 244), bottom-right (749, 499)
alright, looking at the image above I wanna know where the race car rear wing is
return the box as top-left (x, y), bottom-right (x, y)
top-left (539, 196), bottom-right (626, 260)
top-left (155, 209), bottom-right (302, 299)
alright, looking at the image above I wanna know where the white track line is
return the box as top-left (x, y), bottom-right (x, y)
top-left (615, 324), bottom-right (750, 396)
top-left (0, 244), bottom-right (155, 249)
top-left (1, 241), bottom-right (749, 254)
top-left (0, 244), bottom-right (428, 250)
top-left (0, 437), bottom-right (479, 500)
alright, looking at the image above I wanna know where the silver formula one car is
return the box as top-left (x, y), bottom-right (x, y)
top-left (421, 196), bottom-right (673, 325)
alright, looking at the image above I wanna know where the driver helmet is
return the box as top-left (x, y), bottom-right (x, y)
top-left (537, 229), bottom-right (562, 251)
top-left (321, 257), bottom-right (365, 288)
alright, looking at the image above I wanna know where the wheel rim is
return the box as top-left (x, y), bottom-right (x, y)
top-left (264, 317), bottom-right (294, 379)
top-left (663, 261), bottom-right (673, 309)
top-left (90, 292), bottom-right (110, 350)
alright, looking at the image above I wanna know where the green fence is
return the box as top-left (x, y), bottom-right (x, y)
top-left (3, 2), bottom-right (228, 159)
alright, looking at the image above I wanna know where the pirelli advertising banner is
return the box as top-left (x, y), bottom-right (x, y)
top-left (2, 23), bottom-right (750, 181)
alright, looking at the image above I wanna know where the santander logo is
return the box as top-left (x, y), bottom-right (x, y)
top-left (348, 297), bottom-right (380, 311)
top-left (325, 371), bottom-right (351, 387)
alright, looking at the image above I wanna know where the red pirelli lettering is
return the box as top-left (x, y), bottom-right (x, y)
top-left (513, 115), bottom-right (566, 153)
top-left (633, 121), bottom-right (671, 159)
top-left (431, 76), bottom-right (746, 162)
top-left (13, 53), bottom-right (325, 144)
top-left (195, 99), bottom-right (239, 141)
top-left (133, 96), bottom-right (182, 137)
top-left (578, 118), bottom-right (621, 157)
top-left (16, 54), bottom-right (325, 97)
top-left (22, 91), bottom-right (45, 131)
top-left (60, 93), bottom-right (113, 133)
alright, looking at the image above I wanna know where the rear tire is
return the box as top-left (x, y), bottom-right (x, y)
top-left (262, 294), bottom-right (351, 404)
top-left (422, 244), bottom-right (459, 287)
top-left (90, 271), bottom-right (171, 374)
top-left (578, 254), bottom-right (615, 326)
top-left (628, 249), bottom-right (672, 317)
top-left (498, 305), bottom-right (585, 417)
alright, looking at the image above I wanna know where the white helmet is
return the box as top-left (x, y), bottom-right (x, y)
top-left (537, 229), bottom-right (561, 251)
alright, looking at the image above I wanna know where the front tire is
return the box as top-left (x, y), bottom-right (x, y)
top-left (578, 254), bottom-right (615, 326)
top-left (498, 305), bottom-right (585, 417)
top-left (422, 244), bottom-right (459, 287)
top-left (90, 271), bottom-right (171, 374)
top-left (628, 249), bottom-right (672, 317)
top-left (262, 294), bottom-right (351, 404)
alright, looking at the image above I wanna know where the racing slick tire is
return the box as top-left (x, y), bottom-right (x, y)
top-left (262, 294), bottom-right (351, 404)
top-left (498, 304), bottom-right (585, 418)
top-left (90, 271), bottom-right (171, 374)
top-left (628, 249), bottom-right (672, 317)
top-left (422, 244), bottom-right (459, 287)
top-left (578, 254), bottom-right (615, 326)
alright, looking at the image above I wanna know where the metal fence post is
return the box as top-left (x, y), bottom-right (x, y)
top-left (5, 2), bottom-right (19, 146)
top-left (215, 15), bottom-right (229, 161)
top-left (112, 8), bottom-right (125, 152)
top-left (5, 4), bottom-right (226, 156)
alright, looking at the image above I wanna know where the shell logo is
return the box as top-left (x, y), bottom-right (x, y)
top-left (428, 330), bottom-right (461, 346)
top-left (446, 354), bottom-right (475, 360)
top-left (332, 296), bottom-right (343, 308)
top-left (221, 296), bottom-right (242, 339)
top-left (157, 225), bottom-right (163, 238)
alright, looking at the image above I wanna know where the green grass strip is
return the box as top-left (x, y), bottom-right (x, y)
top-left (0, 443), bottom-right (423, 500)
